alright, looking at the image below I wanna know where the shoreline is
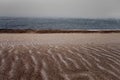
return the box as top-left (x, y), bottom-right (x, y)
top-left (0, 29), bottom-right (120, 33)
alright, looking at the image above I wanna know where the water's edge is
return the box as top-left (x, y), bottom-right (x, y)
top-left (0, 29), bottom-right (120, 33)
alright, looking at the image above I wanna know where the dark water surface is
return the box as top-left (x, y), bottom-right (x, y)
top-left (0, 17), bottom-right (120, 30)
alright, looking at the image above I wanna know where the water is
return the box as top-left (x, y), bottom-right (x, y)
top-left (0, 17), bottom-right (120, 30)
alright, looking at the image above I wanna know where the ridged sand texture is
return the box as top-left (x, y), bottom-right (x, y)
top-left (0, 33), bottom-right (120, 80)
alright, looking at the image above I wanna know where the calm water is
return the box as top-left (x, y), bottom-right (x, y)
top-left (0, 17), bottom-right (120, 30)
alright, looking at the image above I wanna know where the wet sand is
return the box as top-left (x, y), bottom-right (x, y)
top-left (0, 33), bottom-right (120, 80)
top-left (0, 29), bottom-right (120, 33)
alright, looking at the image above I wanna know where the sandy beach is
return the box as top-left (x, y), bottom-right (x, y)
top-left (0, 33), bottom-right (120, 45)
top-left (0, 33), bottom-right (120, 80)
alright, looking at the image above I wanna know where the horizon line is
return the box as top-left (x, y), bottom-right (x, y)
top-left (0, 16), bottom-right (120, 20)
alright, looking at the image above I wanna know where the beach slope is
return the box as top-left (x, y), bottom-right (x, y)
top-left (0, 33), bottom-right (120, 80)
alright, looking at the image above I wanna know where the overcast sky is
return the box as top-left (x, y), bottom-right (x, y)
top-left (0, 0), bottom-right (120, 18)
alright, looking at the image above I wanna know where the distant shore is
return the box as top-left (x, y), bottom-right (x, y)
top-left (0, 29), bottom-right (120, 33)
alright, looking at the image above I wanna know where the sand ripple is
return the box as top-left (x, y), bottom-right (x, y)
top-left (0, 43), bottom-right (120, 80)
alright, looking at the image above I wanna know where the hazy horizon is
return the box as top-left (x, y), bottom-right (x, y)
top-left (0, 0), bottom-right (120, 18)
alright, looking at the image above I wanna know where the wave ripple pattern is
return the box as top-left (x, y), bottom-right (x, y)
top-left (0, 44), bottom-right (120, 80)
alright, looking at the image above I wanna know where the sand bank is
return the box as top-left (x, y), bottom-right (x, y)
top-left (0, 33), bottom-right (120, 80)
top-left (0, 33), bottom-right (120, 45)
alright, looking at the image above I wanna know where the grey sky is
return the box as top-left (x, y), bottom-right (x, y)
top-left (0, 0), bottom-right (120, 18)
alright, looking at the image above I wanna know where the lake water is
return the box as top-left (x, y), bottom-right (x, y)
top-left (0, 17), bottom-right (120, 30)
